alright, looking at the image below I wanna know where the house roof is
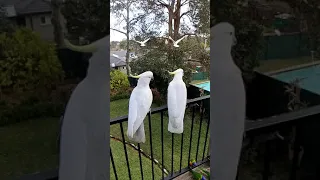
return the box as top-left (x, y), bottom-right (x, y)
top-left (111, 50), bottom-right (127, 60)
top-left (0, 0), bottom-right (51, 16)
top-left (110, 55), bottom-right (126, 67)
top-left (110, 50), bottom-right (139, 67)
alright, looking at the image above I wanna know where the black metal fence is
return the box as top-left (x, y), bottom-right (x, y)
top-left (110, 95), bottom-right (210, 180)
top-left (16, 94), bottom-right (320, 180)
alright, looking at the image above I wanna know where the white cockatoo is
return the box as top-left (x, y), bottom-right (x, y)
top-left (210, 22), bottom-right (246, 180)
top-left (59, 35), bottom-right (109, 180)
top-left (167, 68), bottom-right (187, 134)
top-left (127, 71), bottom-right (154, 143)
top-left (133, 38), bottom-right (150, 47)
top-left (167, 35), bottom-right (188, 47)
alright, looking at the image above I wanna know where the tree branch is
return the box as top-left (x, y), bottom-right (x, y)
top-left (180, 10), bottom-right (190, 18)
top-left (187, 58), bottom-right (201, 63)
top-left (110, 28), bottom-right (127, 36)
top-left (181, 0), bottom-right (188, 7)
top-left (155, 0), bottom-right (170, 7)
top-left (183, 33), bottom-right (197, 36)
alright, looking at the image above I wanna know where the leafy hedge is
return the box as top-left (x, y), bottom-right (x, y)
top-left (0, 100), bottom-right (64, 126)
top-left (0, 27), bottom-right (64, 92)
top-left (110, 69), bottom-right (130, 93)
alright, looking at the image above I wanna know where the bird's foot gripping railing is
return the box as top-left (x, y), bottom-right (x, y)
top-left (110, 95), bottom-right (211, 180)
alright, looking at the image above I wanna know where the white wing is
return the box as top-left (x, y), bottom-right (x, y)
top-left (167, 36), bottom-right (175, 42)
top-left (142, 38), bottom-right (150, 43)
top-left (168, 81), bottom-right (187, 119)
top-left (128, 88), bottom-right (152, 137)
top-left (133, 40), bottom-right (142, 44)
top-left (175, 35), bottom-right (188, 44)
top-left (128, 91), bottom-right (138, 138)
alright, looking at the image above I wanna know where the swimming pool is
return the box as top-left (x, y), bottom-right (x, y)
top-left (192, 81), bottom-right (210, 92)
top-left (272, 64), bottom-right (320, 95)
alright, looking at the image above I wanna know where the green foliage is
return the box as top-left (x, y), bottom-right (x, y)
top-left (110, 69), bottom-right (130, 92)
top-left (211, 0), bottom-right (264, 82)
top-left (275, 0), bottom-right (320, 55)
top-left (130, 46), bottom-right (193, 97)
top-left (285, 78), bottom-right (308, 111)
top-left (0, 28), bottom-right (64, 92)
top-left (110, 92), bottom-right (131, 102)
top-left (61, 0), bottom-right (109, 42)
top-left (189, 0), bottom-right (210, 34)
top-left (0, 101), bottom-right (64, 126)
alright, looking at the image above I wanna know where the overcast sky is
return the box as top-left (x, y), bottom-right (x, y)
top-left (110, 4), bottom-right (193, 42)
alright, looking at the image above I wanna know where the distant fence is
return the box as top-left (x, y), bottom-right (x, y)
top-left (260, 32), bottom-right (312, 60)
top-left (192, 72), bottom-right (209, 81)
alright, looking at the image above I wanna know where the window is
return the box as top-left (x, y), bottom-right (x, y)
top-left (40, 16), bottom-right (51, 25)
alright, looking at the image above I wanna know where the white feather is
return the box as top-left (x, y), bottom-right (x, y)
top-left (210, 22), bottom-right (246, 180)
top-left (59, 35), bottom-right (110, 180)
top-left (127, 71), bottom-right (153, 143)
top-left (167, 69), bottom-right (187, 134)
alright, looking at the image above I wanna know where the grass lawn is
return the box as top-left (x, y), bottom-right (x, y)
top-left (0, 98), bottom-right (209, 180)
top-left (110, 99), bottom-right (210, 180)
top-left (0, 118), bottom-right (59, 180)
top-left (256, 56), bottom-right (320, 73)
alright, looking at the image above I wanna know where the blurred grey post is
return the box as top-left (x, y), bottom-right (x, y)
top-left (58, 35), bottom-right (110, 180)
top-left (210, 22), bottom-right (246, 180)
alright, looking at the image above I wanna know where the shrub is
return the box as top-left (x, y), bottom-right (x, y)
top-left (151, 88), bottom-right (165, 106)
top-left (0, 27), bottom-right (64, 92)
top-left (0, 101), bottom-right (64, 126)
top-left (110, 87), bottom-right (133, 101)
top-left (130, 47), bottom-right (193, 98)
top-left (110, 69), bottom-right (130, 93)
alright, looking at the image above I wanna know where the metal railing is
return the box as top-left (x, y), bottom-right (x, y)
top-left (110, 95), bottom-right (211, 180)
top-left (16, 96), bottom-right (320, 180)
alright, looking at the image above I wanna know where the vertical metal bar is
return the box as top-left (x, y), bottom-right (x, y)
top-left (289, 126), bottom-right (301, 180)
top-left (120, 122), bottom-right (131, 180)
top-left (202, 115), bottom-right (210, 160)
top-left (179, 133), bottom-right (184, 172)
top-left (196, 106), bottom-right (205, 161)
top-left (138, 143), bottom-right (144, 180)
top-left (161, 111), bottom-right (164, 179)
top-left (262, 140), bottom-right (271, 180)
top-left (148, 113), bottom-right (155, 180)
top-left (171, 133), bottom-right (174, 176)
top-left (188, 106), bottom-right (196, 165)
top-left (110, 148), bottom-right (118, 180)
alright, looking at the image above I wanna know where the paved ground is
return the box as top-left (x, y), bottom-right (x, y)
top-left (174, 162), bottom-right (210, 180)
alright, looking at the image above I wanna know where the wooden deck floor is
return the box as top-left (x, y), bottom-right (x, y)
top-left (174, 162), bottom-right (210, 180)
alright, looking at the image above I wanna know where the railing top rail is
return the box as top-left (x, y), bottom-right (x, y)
top-left (110, 95), bottom-right (210, 125)
top-left (245, 103), bottom-right (320, 133)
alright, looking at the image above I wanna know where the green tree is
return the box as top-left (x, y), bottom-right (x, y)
top-left (61, 0), bottom-right (109, 42)
top-left (0, 28), bottom-right (64, 93)
top-left (211, 0), bottom-right (265, 83)
top-left (273, 0), bottom-right (320, 55)
top-left (130, 0), bottom-right (210, 97)
top-left (110, 69), bottom-right (130, 93)
top-left (131, 45), bottom-right (193, 96)
top-left (111, 0), bottom-right (157, 75)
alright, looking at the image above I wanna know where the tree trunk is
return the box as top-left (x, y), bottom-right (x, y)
top-left (125, 0), bottom-right (130, 75)
top-left (168, 9), bottom-right (173, 39)
top-left (51, 0), bottom-right (64, 48)
top-left (173, 0), bottom-right (181, 40)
